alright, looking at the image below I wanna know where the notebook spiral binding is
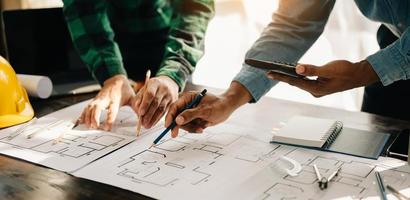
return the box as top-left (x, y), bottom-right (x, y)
top-left (321, 121), bottom-right (343, 149)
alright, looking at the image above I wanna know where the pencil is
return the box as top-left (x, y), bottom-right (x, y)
top-left (387, 185), bottom-right (410, 200)
top-left (136, 70), bottom-right (151, 137)
top-left (150, 89), bottom-right (207, 149)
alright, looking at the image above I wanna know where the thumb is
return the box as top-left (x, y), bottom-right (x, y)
top-left (296, 64), bottom-right (331, 78)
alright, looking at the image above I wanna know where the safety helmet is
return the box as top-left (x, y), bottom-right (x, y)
top-left (0, 56), bottom-right (34, 128)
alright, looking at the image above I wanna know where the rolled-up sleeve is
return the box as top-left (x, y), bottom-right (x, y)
top-left (157, 0), bottom-right (215, 91)
top-left (366, 27), bottom-right (410, 86)
top-left (233, 0), bottom-right (335, 102)
top-left (63, 0), bottom-right (126, 85)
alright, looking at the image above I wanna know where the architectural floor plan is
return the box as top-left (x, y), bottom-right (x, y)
top-left (0, 100), bottom-right (409, 199)
top-left (229, 147), bottom-right (410, 200)
top-left (74, 121), bottom-right (410, 200)
top-left (0, 101), bottom-right (154, 172)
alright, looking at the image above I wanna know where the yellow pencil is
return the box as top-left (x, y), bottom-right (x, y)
top-left (136, 70), bottom-right (151, 137)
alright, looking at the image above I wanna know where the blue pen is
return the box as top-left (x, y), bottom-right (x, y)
top-left (149, 89), bottom-right (207, 148)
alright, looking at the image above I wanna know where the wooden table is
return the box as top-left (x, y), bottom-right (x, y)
top-left (1, 84), bottom-right (409, 200)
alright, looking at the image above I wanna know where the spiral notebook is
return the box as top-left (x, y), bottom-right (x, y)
top-left (271, 116), bottom-right (390, 159)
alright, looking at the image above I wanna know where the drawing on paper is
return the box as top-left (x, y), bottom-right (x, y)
top-left (115, 132), bottom-right (279, 188)
top-left (255, 148), bottom-right (410, 200)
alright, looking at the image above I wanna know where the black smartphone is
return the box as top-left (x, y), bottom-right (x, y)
top-left (245, 58), bottom-right (304, 79)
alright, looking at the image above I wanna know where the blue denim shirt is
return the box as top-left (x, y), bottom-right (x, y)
top-left (233, 0), bottom-right (410, 102)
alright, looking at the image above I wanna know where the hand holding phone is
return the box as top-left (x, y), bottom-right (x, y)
top-left (245, 59), bottom-right (304, 79)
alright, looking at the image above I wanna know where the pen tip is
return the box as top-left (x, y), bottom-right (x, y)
top-left (149, 144), bottom-right (155, 149)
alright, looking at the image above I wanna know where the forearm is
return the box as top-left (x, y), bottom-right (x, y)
top-left (157, 0), bottom-right (215, 91)
top-left (366, 27), bottom-right (410, 85)
top-left (233, 0), bottom-right (335, 103)
top-left (221, 81), bottom-right (253, 110)
top-left (62, 0), bottom-right (126, 85)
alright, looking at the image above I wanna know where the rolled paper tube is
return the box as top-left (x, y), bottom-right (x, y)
top-left (17, 74), bottom-right (53, 99)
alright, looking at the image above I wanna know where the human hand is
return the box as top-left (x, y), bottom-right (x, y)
top-left (165, 81), bottom-right (252, 137)
top-left (267, 60), bottom-right (380, 97)
top-left (78, 75), bottom-right (135, 131)
top-left (132, 76), bottom-right (179, 129)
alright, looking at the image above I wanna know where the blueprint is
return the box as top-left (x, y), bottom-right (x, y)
top-left (0, 100), bottom-right (409, 199)
top-left (0, 101), bottom-right (160, 172)
top-left (227, 147), bottom-right (410, 200)
top-left (73, 121), bottom-right (410, 200)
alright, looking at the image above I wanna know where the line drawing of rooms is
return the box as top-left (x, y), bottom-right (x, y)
top-left (0, 107), bottom-right (161, 159)
top-left (257, 148), bottom-right (410, 200)
top-left (0, 123), bottom-right (126, 158)
top-left (110, 130), bottom-right (410, 199)
top-left (116, 132), bottom-right (278, 187)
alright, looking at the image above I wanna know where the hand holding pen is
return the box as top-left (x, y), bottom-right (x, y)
top-left (150, 89), bottom-right (207, 148)
top-left (164, 87), bottom-right (249, 138)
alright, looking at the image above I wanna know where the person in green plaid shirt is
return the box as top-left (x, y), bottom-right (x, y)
top-left (62, 0), bottom-right (214, 131)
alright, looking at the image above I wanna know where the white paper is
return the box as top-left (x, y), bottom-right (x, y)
top-left (0, 100), bottom-right (409, 199)
top-left (74, 122), bottom-right (410, 200)
top-left (0, 100), bottom-right (160, 172)
top-left (225, 147), bottom-right (410, 200)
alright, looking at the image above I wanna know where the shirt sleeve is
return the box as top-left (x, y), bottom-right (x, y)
top-left (233, 0), bottom-right (336, 102)
top-left (366, 27), bottom-right (410, 86)
top-left (62, 0), bottom-right (126, 85)
top-left (156, 0), bottom-right (215, 91)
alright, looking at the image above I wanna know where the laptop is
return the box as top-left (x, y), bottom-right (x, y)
top-left (2, 7), bottom-right (100, 96)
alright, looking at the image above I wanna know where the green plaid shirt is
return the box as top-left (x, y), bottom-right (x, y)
top-left (62, 0), bottom-right (214, 90)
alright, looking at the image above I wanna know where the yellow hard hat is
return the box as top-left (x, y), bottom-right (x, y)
top-left (0, 56), bottom-right (34, 128)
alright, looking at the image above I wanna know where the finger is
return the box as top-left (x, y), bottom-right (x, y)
top-left (267, 72), bottom-right (320, 93)
top-left (176, 105), bottom-right (212, 126)
top-left (90, 104), bottom-right (104, 129)
top-left (78, 109), bottom-right (87, 124)
top-left (129, 94), bottom-right (142, 119)
top-left (138, 82), bottom-right (159, 116)
top-left (165, 102), bottom-right (177, 128)
top-left (84, 104), bottom-right (94, 128)
top-left (147, 99), bottom-right (170, 129)
top-left (180, 119), bottom-right (208, 133)
top-left (132, 88), bottom-right (144, 112)
top-left (171, 125), bottom-right (180, 138)
top-left (102, 101), bottom-right (120, 131)
top-left (170, 119), bottom-right (207, 138)
top-left (296, 64), bottom-right (332, 78)
top-left (165, 92), bottom-right (196, 127)
top-left (142, 95), bottom-right (163, 128)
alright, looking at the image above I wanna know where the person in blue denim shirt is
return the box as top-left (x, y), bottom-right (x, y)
top-left (165, 0), bottom-right (410, 137)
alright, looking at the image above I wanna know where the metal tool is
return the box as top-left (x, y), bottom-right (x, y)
top-left (313, 164), bottom-right (341, 190)
top-left (375, 171), bottom-right (388, 200)
top-left (279, 156), bottom-right (302, 177)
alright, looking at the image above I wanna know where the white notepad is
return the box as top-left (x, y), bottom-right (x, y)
top-left (272, 116), bottom-right (342, 148)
